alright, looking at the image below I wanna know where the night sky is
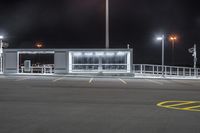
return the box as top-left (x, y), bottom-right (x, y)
top-left (0, 0), bottom-right (200, 66)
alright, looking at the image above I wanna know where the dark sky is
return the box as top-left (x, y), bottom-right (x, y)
top-left (0, 0), bottom-right (200, 66)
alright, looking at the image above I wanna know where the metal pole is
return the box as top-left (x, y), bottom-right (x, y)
top-left (162, 35), bottom-right (165, 77)
top-left (172, 40), bottom-right (175, 65)
top-left (0, 39), bottom-right (2, 73)
top-left (194, 44), bottom-right (197, 69)
top-left (193, 44), bottom-right (197, 76)
top-left (106, 0), bottom-right (109, 49)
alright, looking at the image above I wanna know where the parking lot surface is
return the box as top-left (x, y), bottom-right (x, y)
top-left (0, 75), bottom-right (200, 133)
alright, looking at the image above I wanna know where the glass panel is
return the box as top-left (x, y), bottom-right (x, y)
top-left (71, 51), bottom-right (129, 72)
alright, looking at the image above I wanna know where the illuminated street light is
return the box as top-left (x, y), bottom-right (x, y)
top-left (156, 37), bottom-right (163, 40)
top-left (170, 36), bottom-right (177, 49)
top-left (156, 35), bottom-right (165, 77)
top-left (35, 41), bottom-right (44, 48)
top-left (169, 36), bottom-right (177, 65)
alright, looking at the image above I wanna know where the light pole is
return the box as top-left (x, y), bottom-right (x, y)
top-left (169, 36), bottom-right (177, 65)
top-left (157, 35), bottom-right (165, 77)
top-left (0, 36), bottom-right (3, 73)
top-left (105, 0), bottom-right (109, 49)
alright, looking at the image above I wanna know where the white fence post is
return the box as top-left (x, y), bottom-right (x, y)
top-left (170, 66), bottom-right (172, 76)
top-left (153, 65), bottom-right (154, 75)
top-left (177, 68), bottom-right (179, 76)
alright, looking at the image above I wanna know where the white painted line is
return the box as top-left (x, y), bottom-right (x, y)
top-left (16, 77), bottom-right (30, 81)
top-left (52, 77), bottom-right (65, 82)
top-left (118, 78), bottom-right (127, 84)
top-left (89, 78), bottom-right (94, 84)
top-left (146, 79), bottom-right (163, 85)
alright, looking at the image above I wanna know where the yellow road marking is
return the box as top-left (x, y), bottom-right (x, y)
top-left (157, 101), bottom-right (200, 112)
top-left (164, 101), bottom-right (195, 108)
top-left (183, 105), bottom-right (200, 110)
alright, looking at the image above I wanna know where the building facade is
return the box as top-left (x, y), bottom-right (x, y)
top-left (3, 49), bottom-right (133, 75)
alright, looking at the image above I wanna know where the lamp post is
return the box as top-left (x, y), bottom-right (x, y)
top-left (169, 36), bottom-right (177, 65)
top-left (105, 0), bottom-right (109, 49)
top-left (157, 35), bottom-right (165, 77)
top-left (0, 36), bottom-right (3, 73)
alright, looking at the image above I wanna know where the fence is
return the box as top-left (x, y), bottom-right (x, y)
top-left (133, 64), bottom-right (199, 77)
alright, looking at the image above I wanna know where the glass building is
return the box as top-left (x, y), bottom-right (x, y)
top-left (2, 49), bottom-right (133, 75)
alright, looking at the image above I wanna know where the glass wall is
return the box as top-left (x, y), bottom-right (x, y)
top-left (69, 50), bottom-right (131, 73)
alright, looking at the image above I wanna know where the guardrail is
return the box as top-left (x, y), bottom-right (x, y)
top-left (20, 65), bottom-right (54, 74)
top-left (133, 64), bottom-right (199, 77)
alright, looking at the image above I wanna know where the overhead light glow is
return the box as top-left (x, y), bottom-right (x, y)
top-left (156, 37), bottom-right (163, 40)
top-left (0, 36), bottom-right (3, 39)
top-left (170, 36), bottom-right (177, 40)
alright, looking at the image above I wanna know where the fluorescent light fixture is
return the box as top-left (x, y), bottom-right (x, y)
top-left (95, 52), bottom-right (104, 56)
top-left (84, 52), bottom-right (93, 56)
top-left (0, 36), bottom-right (3, 39)
top-left (73, 52), bottom-right (82, 56)
top-left (106, 52), bottom-right (115, 56)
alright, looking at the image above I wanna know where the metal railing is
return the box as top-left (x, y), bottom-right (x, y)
top-left (133, 64), bottom-right (199, 77)
top-left (20, 65), bottom-right (54, 74)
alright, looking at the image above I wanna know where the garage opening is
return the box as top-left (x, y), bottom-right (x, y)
top-left (18, 51), bottom-right (54, 74)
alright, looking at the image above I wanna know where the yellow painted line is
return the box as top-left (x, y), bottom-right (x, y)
top-left (182, 105), bottom-right (200, 110)
top-left (118, 78), bottom-right (127, 84)
top-left (164, 101), bottom-right (195, 108)
top-left (157, 101), bottom-right (200, 112)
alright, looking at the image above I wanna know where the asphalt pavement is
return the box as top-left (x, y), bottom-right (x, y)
top-left (0, 75), bottom-right (200, 133)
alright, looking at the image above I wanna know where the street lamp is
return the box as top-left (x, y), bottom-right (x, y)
top-left (169, 36), bottom-right (177, 65)
top-left (35, 41), bottom-right (44, 48)
top-left (156, 35), bottom-right (165, 77)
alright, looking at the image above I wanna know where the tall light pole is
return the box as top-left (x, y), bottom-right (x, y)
top-left (105, 0), bottom-right (109, 49)
top-left (157, 35), bottom-right (165, 77)
top-left (0, 36), bottom-right (3, 73)
top-left (169, 36), bottom-right (177, 65)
